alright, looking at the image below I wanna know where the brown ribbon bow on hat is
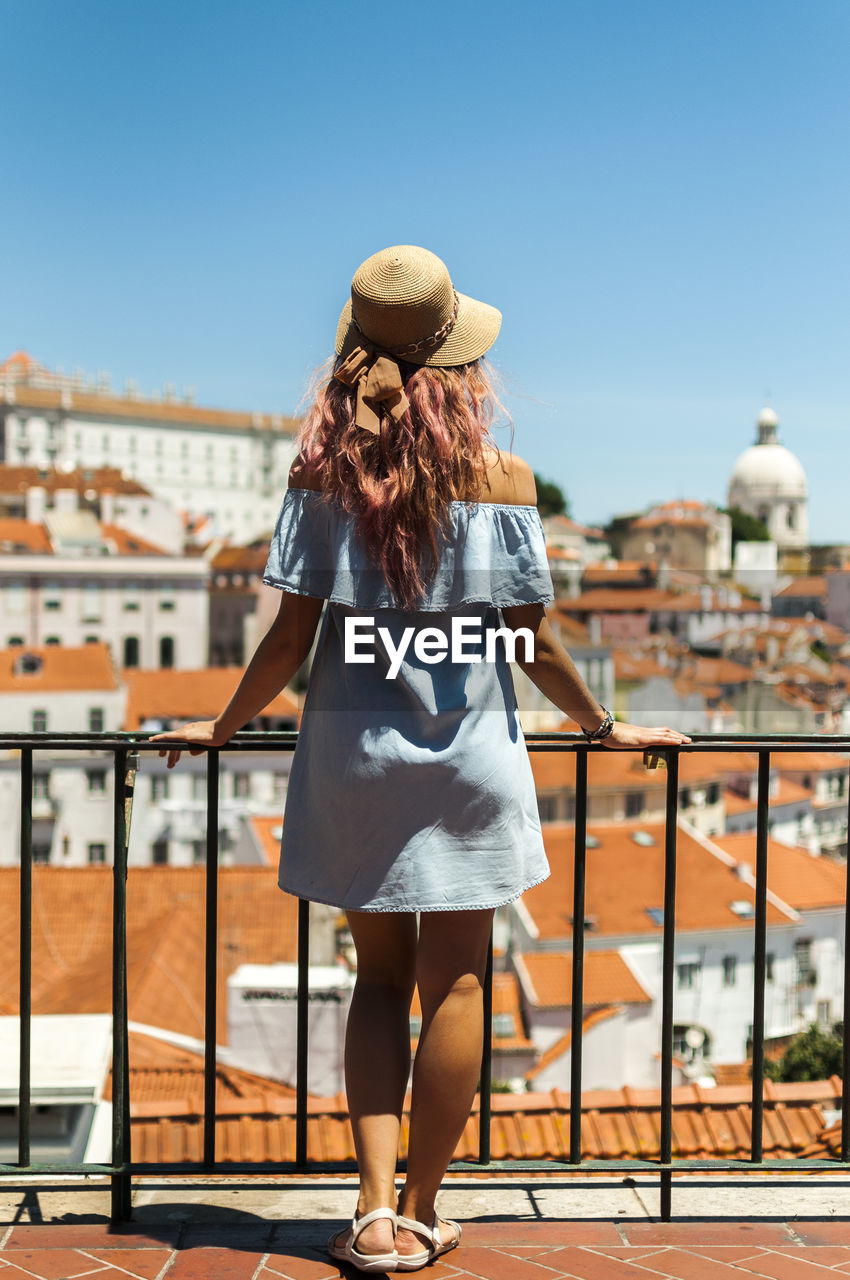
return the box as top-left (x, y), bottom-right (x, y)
top-left (333, 341), bottom-right (410, 436)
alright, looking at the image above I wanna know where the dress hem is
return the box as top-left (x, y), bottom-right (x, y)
top-left (276, 867), bottom-right (551, 913)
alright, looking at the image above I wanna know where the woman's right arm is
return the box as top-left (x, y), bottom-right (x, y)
top-left (500, 602), bottom-right (690, 749)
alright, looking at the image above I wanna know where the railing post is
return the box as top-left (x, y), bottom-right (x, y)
top-left (478, 929), bottom-right (494, 1164)
top-left (750, 751), bottom-right (770, 1165)
top-left (660, 751), bottom-right (679, 1222)
top-left (569, 747), bottom-right (589, 1165)
top-left (18, 748), bottom-right (32, 1168)
top-left (295, 898), bottom-right (310, 1167)
top-left (111, 748), bottom-right (132, 1222)
top-left (843, 763), bottom-right (850, 1163)
top-left (203, 749), bottom-right (220, 1168)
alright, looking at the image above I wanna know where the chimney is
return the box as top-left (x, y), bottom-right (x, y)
top-left (26, 486), bottom-right (47, 524)
top-left (54, 488), bottom-right (79, 514)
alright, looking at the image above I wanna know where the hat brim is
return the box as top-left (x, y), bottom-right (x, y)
top-left (335, 291), bottom-right (502, 368)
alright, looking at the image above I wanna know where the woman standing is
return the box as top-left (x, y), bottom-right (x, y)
top-left (155, 246), bottom-right (689, 1272)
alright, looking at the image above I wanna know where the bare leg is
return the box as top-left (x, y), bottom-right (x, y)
top-left (334, 910), bottom-right (417, 1257)
top-left (396, 908), bottom-right (494, 1258)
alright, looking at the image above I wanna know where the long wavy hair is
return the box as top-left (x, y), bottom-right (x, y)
top-left (296, 358), bottom-right (506, 608)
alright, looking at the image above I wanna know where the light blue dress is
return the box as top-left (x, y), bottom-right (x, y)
top-left (263, 487), bottom-right (554, 912)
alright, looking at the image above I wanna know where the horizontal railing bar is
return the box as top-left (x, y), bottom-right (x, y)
top-left (5, 1157), bottom-right (850, 1176)
top-left (2, 734), bottom-right (850, 753)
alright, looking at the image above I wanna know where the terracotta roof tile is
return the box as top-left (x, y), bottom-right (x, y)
top-left (772, 752), bottom-right (849, 774)
top-left (210, 545), bottom-right (270, 573)
top-left (0, 642), bottom-right (118, 692)
top-left (530, 749), bottom-right (668, 794)
top-left (712, 834), bottom-right (847, 911)
top-left (521, 820), bottom-right (792, 940)
top-left (128, 1079), bottom-right (838, 1165)
top-left (0, 463), bottom-right (152, 497)
top-left (0, 517), bottom-right (52, 552)
top-left (123, 668), bottom-right (300, 729)
top-left (249, 816), bottom-right (283, 866)
top-left (775, 576), bottom-right (828, 598)
top-left (0, 867), bottom-right (300, 1043)
top-left (101, 523), bottom-right (169, 556)
top-left (517, 950), bottom-right (651, 1008)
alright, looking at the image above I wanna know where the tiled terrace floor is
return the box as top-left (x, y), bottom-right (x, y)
top-left (6, 1220), bottom-right (850, 1279)
top-left (4, 1179), bottom-right (850, 1279)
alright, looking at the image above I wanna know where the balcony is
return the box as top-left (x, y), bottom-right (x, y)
top-left (2, 728), bottom-right (850, 1234)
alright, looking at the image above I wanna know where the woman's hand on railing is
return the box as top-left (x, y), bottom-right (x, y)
top-left (150, 720), bottom-right (230, 769)
top-left (601, 721), bottom-right (691, 750)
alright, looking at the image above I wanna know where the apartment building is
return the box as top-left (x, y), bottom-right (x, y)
top-left (0, 351), bottom-right (298, 542)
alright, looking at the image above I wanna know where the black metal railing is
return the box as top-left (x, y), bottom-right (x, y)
top-left (2, 730), bottom-right (850, 1222)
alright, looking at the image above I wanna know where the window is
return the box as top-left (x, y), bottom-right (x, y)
top-left (32, 846), bottom-right (51, 865)
top-left (84, 634), bottom-right (100, 645)
top-left (7, 636), bottom-right (24, 646)
top-left (492, 1013), bottom-right (515, 1039)
top-left (33, 774), bottom-right (50, 800)
top-left (122, 583), bottom-right (141, 612)
top-left (191, 840), bottom-right (207, 865)
top-left (233, 773), bottom-right (250, 799)
top-left (707, 783), bottom-right (720, 804)
top-left (81, 584), bottom-right (101, 622)
top-left (32, 710), bottom-right (47, 733)
top-left (722, 956), bottom-right (737, 987)
top-left (44, 636), bottom-right (60, 646)
top-left (88, 843), bottom-right (107, 865)
top-left (88, 708), bottom-right (104, 732)
top-left (158, 588), bottom-right (176, 612)
top-left (159, 635), bottom-right (175, 668)
top-left (625, 792), bottom-right (644, 819)
top-left (794, 938), bottom-right (816, 986)
top-left (87, 770), bottom-right (107, 794)
top-left (677, 961), bottom-right (700, 989)
top-left (43, 583), bottom-right (62, 611)
top-left (123, 636), bottom-right (140, 667)
top-left (151, 776), bottom-right (170, 801)
top-left (679, 788), bottom-right (692, 808)
top-left (6, 582), bottom-right (26, 614)
top-left (151, 840), bottom-right (169, 865)
top-left (817, 1000), bottom-right (831, 1024)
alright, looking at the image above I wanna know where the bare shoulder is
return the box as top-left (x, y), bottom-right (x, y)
top-left (288, 457), bottom-right (323, 492)
top-left (478, 447), bottom-right (538, 506)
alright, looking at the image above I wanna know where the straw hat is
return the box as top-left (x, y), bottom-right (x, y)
top-left (335, 245), bottom-right (501, 368)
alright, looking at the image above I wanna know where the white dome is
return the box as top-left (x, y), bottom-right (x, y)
top-left (729, 443), bottom-right (807, 495)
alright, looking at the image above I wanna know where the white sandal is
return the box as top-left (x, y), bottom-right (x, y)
top-left (328, 1206), bottom-right (399, 1273)
top-left (395, 1213), bottom-right (462, 1271)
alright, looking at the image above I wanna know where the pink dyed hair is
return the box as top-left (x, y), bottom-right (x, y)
top-left (295, 359), bottom-right (507, 608)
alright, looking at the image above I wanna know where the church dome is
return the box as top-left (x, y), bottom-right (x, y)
top-left (728, 407), bottom-right (807, 497)
top-left (729, 442), bottom-right (807, 494)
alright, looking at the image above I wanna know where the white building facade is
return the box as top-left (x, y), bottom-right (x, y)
top-left (0, 353), bottom-right (299, 543)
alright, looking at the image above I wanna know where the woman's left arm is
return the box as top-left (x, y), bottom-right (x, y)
top-left (151, 590), bottom-right (324, 767)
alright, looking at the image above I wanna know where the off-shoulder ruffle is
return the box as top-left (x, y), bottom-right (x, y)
top-left (263, 487), bottom-right (554, 611)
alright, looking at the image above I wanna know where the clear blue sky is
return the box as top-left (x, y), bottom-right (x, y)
top-left (4, 0), bottom-right (849, 540)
